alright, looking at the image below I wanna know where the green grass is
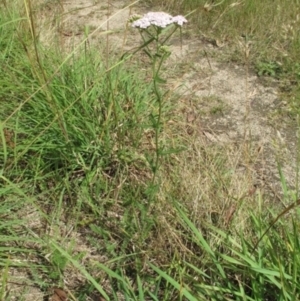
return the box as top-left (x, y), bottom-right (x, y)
top-left (1, 0), bottom-right (300, 300)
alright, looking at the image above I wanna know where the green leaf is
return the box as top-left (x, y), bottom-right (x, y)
top-left (149, 262), bottom-right (198, 301)
top-left (154, 75), bottom-right (167, 84)
top-left (51, 241), bottom-right (110, 301)
top-left (137, 274), bottom-right (144, 300)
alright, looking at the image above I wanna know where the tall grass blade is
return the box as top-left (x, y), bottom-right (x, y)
top-left (51, 241), bottom-right (110, 300)
top-left (148, 262), bottom-right (197, 301)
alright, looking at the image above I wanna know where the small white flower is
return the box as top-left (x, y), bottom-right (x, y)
top-left (131, 12), bottom-right (187, 29)
top-left (132, 18), bottom-right (151, 29)
top-left (172, 15), bottom-right (188, 26)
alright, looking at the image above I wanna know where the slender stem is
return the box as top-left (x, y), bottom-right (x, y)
top-left (132, 24), bottom-right (182, 182)
top-left (161, 26), bottom-right (178, 45)
top-left (152, 57), bottom-right (163, 182)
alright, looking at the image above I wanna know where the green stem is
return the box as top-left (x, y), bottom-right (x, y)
top-left (161, 25), bottom-right (178, 45)
top-left (152, 58), bottom-right (163, 182)
top-left (137, 25), bottom-right (181, 182)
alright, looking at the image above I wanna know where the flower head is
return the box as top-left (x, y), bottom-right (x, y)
top-left (131, 12), bottom-right (187, 29)
top-left (172, 15), bottom-right (188, 26)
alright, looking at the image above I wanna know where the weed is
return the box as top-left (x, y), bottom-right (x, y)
top-left (256, 60), bottom-right (281, 77)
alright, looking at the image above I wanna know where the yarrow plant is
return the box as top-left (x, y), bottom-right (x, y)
top-left (129, 12), bottom-right (187, 181)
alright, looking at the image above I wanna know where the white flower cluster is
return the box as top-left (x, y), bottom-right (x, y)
top-left (131, 12), bottom-right (187, 29)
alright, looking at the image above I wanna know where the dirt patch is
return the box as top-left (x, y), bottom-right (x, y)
top-left (175, 42), bottom-right (297, 198)
top-left (38, 0), bottom-right (148, 51)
